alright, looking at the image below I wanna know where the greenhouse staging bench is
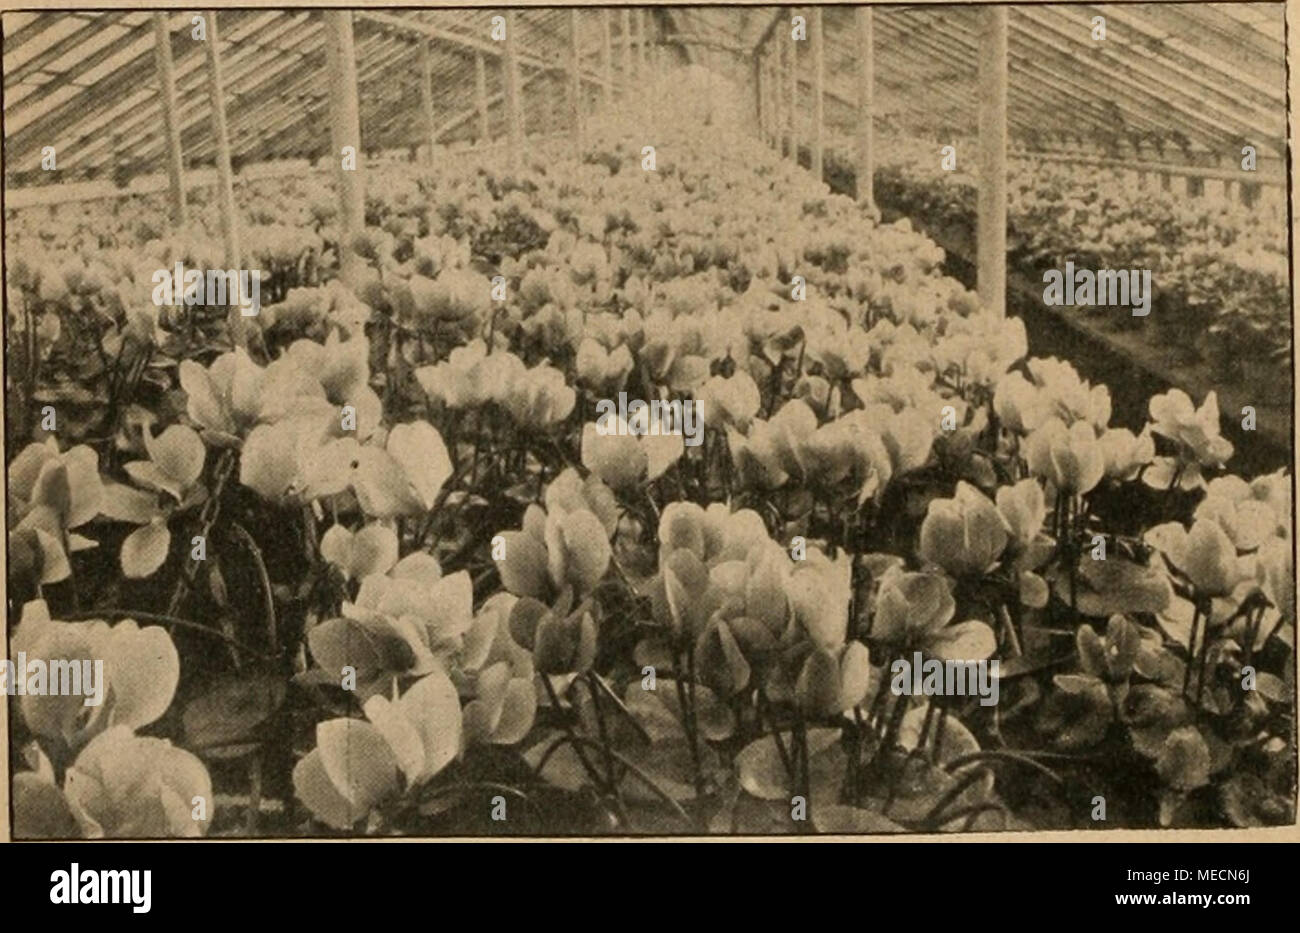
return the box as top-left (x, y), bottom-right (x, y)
top-left (869, 208), bottom-right (1292, 474)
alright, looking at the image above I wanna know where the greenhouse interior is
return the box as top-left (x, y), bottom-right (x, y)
top-left (2, 4), bottom-right (1295, 839)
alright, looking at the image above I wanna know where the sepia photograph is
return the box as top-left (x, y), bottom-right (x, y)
top-left (1, 2), bottom-right (1295, 845)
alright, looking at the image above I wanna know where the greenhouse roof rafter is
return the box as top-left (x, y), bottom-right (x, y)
top-left (2, 4), bottom-right (1288, 187)
top-left (1017, 6), bottom-right (1281, 148)
top-left (885, 7), bottom-right (1180, 145)
top-left (873, 11), bottom-right (1088, 139)
top-left (59, 12), bottom-right (314, 173)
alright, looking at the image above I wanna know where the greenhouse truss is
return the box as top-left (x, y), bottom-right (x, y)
top-left (1, 2), bottom-right (1296, 845)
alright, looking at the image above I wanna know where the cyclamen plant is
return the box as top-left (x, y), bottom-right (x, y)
top-left (6, 118), bottom-right (1294, 837)
top-left (870, 149), bottom-right (1290, 377)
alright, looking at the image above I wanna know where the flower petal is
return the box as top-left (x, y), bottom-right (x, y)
top-left (145, 425), bottom-right (206, 492)
top-left (315, 718), bottom-right (400, 812)
top-left (292, 748), bottom-right (360, 831)
top-left (927, 620), bottom-right (997, 662)
top-left (103, 623), bottom-right (180, 730)
top-left (362, 695), bottom-right (426, 783)
top-left (350, 524), bottom-right (399, 579)
top-left (395, 666), bottom-right (463, 782)
top-left (120, 520), bottom-right (171, 579)
top-left (386, 421), bottom-right (452, 511)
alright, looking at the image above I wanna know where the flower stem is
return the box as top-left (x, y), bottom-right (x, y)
top-left (756, 686), bottom-right (795, 786)
top-left (231, 521), bottom-right (278, 659)
top-left (539, 675), bottom-right (606, 792)
top-left (1194, 599), bottom-right (1214, 707)
top-left (168, 448), bottom-right (237, 617)
top-left (61, 608), bottom-right (273, 661)
top-left (673, 655), bottom-right (704, 797)
top-left (570, 736), bottom-right (697, 830)
top-left (585, 673), bottom-right (619, 795)
top-left (944, 749), bottom-right (1064, 786)
top-left (1182, 601), bottom-right (1203, 698)
top-left (918, 766), bottom-right (993, 828)
top-left (997, 602), bottom-right (1022, 658)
